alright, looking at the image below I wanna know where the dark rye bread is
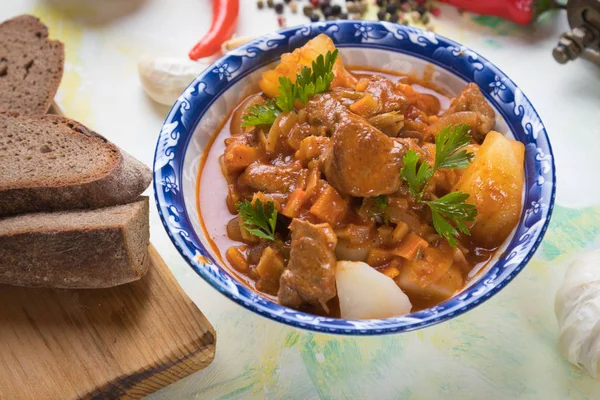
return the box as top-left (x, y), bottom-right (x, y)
top-left (0, 15), bottom-right (64, 115)
top-left (0, 197), bottom-right (150, 288)
top-left (0, 113), bottom-right (152, 216)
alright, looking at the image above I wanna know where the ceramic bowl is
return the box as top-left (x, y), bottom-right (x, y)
top-left (153, 21), bottom-right (555, 335)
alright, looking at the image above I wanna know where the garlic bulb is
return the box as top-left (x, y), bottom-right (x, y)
top-left (336, 261), bottom-right (412, 320)
top-left (555, 249), bottom-right (600, 379)
top-left (138, 56), bottom-right (208, 105)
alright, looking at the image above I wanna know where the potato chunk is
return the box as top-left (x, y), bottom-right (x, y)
top-left (336, 261), bottom-right (412, 319)
top-left (453, 131), bottom-right (525, 247)
top-left (259, 34), bottom-right (356, 99)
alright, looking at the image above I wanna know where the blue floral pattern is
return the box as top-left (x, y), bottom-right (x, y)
top-left (161, 176), bottom-right (178, 194)
top-left (153, 21), bottom-right (555, 335)
top-left (212, 62), bottom-right (232, 81)
top-left (489, 75), bottom-right (507, 95)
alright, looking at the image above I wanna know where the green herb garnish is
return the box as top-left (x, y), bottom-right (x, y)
top-left (401, 150), bottom-right (434, 200)
top-left (295, 50), bottom-right (338, 104)
top-left (434, 124), bottom-right (475, 169)
top-left (242, 50), bottom-right (338, 127)
top-left (399, 124), bottom-right (477, 247)
top-left (426, 192), bottom-right (477, 248)
top-left (236, 199), bottom-right (278, 241)
top-left (241, 99), bottom-right (281, 127)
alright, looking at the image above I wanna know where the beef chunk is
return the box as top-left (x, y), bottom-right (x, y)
top-left (363, 75), bottom-right (408, 115)
top-left (238, 162), bottom-right (305, 196)
top-left (443, 83), bottom-right (495, 141)
top-left (305, 93), bottom-right (405, 197)
top-left (278, 219), bottom-right (338, 310)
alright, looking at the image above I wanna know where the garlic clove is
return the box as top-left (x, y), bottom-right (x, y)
top-left (138, 55), bottom-right (208, 106)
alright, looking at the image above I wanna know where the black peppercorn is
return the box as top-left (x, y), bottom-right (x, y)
top-left (416, 4), bottom-right (426, 14)
top-left (275, 2), bottom-right (284, 13)
top-left (376, 0), bottom-right (385, 7)
top-left (310, 13), bottom-right (320, 22)
top-left (322, 5), bottom-right (332, 16)
top-left (377, 9), bottom-right (387, 20)
top-left (388, 12), bottom-right (400, 22)
top-left (284, 0), bottom-right (292, 3)
top-left (345, 0), bottom-right (355, 2)
top-left (386, 4), bottom-right (397, 14)
top-left (331, 4), bottom-right (342, 15)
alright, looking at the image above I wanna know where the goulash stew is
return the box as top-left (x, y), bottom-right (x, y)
top-left (198, 34), bottom-right (525, 319)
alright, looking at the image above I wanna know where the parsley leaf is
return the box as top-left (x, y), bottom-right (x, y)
top-left (311, 50), bottom-right (338, 94)
top-left (275, 77), bottom-right (297, 113)
top-left (434, 124), bottom-right (474, 170)
top-left (401, 150), bottom-right (434, 199)
top-left (426, 192), bottom-right (477, 247)
top-left (241, 50), bottom-right (339, 127)
top-left (241, 100), bottom-right (281, 127)
top-left (236, 199), bottom-right (278, 241)
top-left (398, 124), bottom-right (478, 247)
top-left (295, 66), bottom-right (316, 104)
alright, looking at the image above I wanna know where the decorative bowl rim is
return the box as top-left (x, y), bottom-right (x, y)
top-left (153, 21), bottom-right (556, 335)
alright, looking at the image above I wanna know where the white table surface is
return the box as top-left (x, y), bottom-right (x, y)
top-left (3, 1), bottom-right (600, 399)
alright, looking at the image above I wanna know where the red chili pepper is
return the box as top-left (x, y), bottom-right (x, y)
top-left (439, 0), bottom-right (553, 25)
top-left (189, 0), bottom-right (240, 60)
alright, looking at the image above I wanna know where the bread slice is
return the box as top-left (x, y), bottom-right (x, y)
top-left (0, 15), bottom-right (64, 115)
top-left (0, 113), bottom-right (152, 216)
top-left (0, 197), bottom-right (150, 288)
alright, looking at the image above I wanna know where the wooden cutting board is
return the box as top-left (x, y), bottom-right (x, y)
top-left (0, 244), bottom-right (216, 400)
top-left (0, 103), bottom-right (215, 399)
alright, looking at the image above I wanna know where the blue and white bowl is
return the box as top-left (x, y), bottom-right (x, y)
top-left (153, 21), bottom-right (555, 335)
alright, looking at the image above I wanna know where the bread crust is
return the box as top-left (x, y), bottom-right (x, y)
top-left (0, 15), bottom-right (64, 115)
top-left (0, 197), bottom-right (150, 288)
top-left (0, 114), bottom-right (152, 216)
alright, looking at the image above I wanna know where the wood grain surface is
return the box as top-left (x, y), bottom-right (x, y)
top-left (0, 102), bottom-right (215, 399)
top-left (0, 244), bottom-right (216, 399)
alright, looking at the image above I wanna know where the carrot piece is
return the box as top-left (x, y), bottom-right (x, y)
top-left (309, 185), bottom-right (348, 226)
top-left (255, 247), bottom-right (285, 295)
top-left (349, 93), bottom-right (378, 116)
top-left (282, 189), bottom-right (307, 218)
top-left (392, 233), bottom-right (429, 261)
top-left (226, 246), bottom-right (249, 273)
top-left (223, 142), bottom-right (261, 174)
